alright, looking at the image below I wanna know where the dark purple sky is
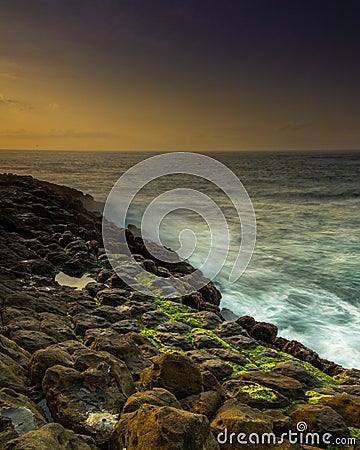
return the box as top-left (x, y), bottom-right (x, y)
top-left (1, 0), bottom-right (359, 150)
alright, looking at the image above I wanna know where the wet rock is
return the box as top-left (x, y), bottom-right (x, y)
top-left (9, 330), bottom-right (58, 354)
top-left (272, 360), bottom-right (320, 388)
top-left (319, 394), bottom-right (360, 427)
top-left (0, 335), bottom-right (31, 370)
top-left (140, 353), bottom-right (203, 400)
top-left (142, 259), bottom-right (157, 273)
top-left (113, 404), bottom-right (219, 450)
top-left (2, 422), bottom-right (97, 449)
top-left (287, 403), bottom-right (350, 440)
top-left (91, 305), bottom-right (128, 323)
top-left (94, 288), bottom-right (129, 307)
top-left (222, 379), bottom-right (290, 409)
top-left (281, 340), bottom-right (323, 370)
top-left (239, 371), bottom-right (306, 401)
top-left (122, 388), bottom-right (182, 414)
top-left (0, 388), bottom-right (46, 447)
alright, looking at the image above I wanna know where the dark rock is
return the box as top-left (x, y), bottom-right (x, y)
top-left (220, 308), bottom-right (238, 321)
top-left (236, 315), bottom-right (256, 330)
top-left (89, 329), bottom-right (150, 378)
top-left (0, 388), bottom-right (47, 447)
top-left (157, 332), bottom-right (193, 351)
top-left (72, 313), bottom-right (111, 335)
top-left (224, 334), bottom-right (259, 350)
top-left (112, 404), bottom-right (219, 450)
top-left (207, 348), bottom-right (249, 366)
top-left (155, 321), bottom-right (190, 334)
top-left (250, 322), bottom-right (278, 343)
top-left (198, 311), bottom-right (223, 329)
top-left (140, 353), bottom-right (203, 400)
top-left (141, 310), bottom-right (170, 327)
top-left (122, 388), bottom-right (182, 414)
top-left (193, 332), bottom-right (223, 349)
top-left (112, 319), bottom-right (140, 334)
top-left (263, 410), bottom-right (296, 435)
top-left (216, 320), bottom-right (249, 338)
top-left (272, 360), bottom-right (320, 388)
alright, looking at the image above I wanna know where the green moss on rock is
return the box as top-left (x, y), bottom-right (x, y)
top-left (241, 384), bottom-right (277, 401)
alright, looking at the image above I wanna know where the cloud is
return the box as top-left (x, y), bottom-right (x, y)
top-left (0, 93), bottom-right (19, 104)
top-left (279, 122), bottom-right (313, 132)
top-left (0, 129), bottom-right (118, 139)
top-left (0, 72), bottom-right (22, 79)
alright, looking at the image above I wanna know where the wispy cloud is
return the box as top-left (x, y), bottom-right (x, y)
top-left (0, 93), bottom-right (19, 104)
top-left (0, 129), bottom-right (118, 139)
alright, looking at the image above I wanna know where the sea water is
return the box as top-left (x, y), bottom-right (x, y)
top-left (1, 149), bottom-right (359, 368)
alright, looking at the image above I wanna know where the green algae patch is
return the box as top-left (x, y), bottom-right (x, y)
top-left (242, 346), bottom-right (265, 358)
top-left (140, 327), bottom-right (163, 348)
top-left (255, 355), bottom-right (292, 372)
top-left (224, 361), bottom-right (252, 377)
top-left (190, 327), bottom-right (236, 350)
top-left (153, 298), bottom-right (202, 328)
top-left (333, 370), bottom-right (351, 385)
top-left (241, 384), bottom-right (277, 401)
top-left (305, 390), bottom-right (334, 404)
top-left (349, 427), bottom-right (360, 441)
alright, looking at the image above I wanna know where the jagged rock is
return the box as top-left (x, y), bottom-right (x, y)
top-left (184, 350), bottom-right (233, 381)
top-left (239, 371), bottom-right (306, 401)
top-left (140, 353), bottom-right (203, 400)
top-left (141, 310), bottom-right (170, 327)
top-left (222, 379), bottom-right (290, 408)
top-left (112, 319), bottom-right (140, 334)
top-left (250, 322), bottom-right (278, 343)
top-left (216, 320), bottom-right (249, 338)
top-left (193, 332), bottom-right (223, 349)
top-left (281, 340), bottom-right (323, 370)
top-left (223, 334), bottom-right (258, 350)
top-left (287, 403), bottom-right (350, 440)
top-left (0, 388), bottom-right (47, 447)
top-left (319, 394), bottom-right (360, 427)
top-left (112, 404), bottom-right (219, 450)
top-left (122, 388), bottom-right (182, 414)
top-left (72, 313), bottom-right (111, 335)
top-left (236, 315), bottom-right (256, 330)
top-left (157, 332), bottom-right (193, 351)
top-left (198, 311), bottom-right (223, 329)
top-left (2, 422), bottom-right (98, 449)
top-left (155, 321), bottom-right (190, 334)
top-left (95, 288), bottom-right (129, 306)
top-left (8, 330), bottom-right (58, 354)
top-left (272, 360), bottom-right (320, 388)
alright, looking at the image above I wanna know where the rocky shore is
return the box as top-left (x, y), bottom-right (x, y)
top-left (0, 173), bottom-right (359, 449)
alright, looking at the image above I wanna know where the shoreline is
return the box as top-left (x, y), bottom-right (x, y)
top-left (0, 173), bottom-right (359, 449)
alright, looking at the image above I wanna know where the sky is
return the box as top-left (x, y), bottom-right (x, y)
top-left (0, 0), bottom-right (359, 151)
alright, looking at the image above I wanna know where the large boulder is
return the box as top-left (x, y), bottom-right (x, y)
top-left (2, 422), bottom-right (97, 449)
top-left (319, 394), bottom-right (360, 427)
top-left (122, 388), bottom-right (182, 414)
top-left (272, 360), bottom-right (320, 388)
top-left (112, 404), bottom-right (219, 450)
top-left (140, 353), bottom-right (202, 400)
top-left (42, 349), bottom-right (135, 443)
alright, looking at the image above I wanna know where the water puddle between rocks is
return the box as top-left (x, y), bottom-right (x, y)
top-left (55, 271), bottom-right (94, 290)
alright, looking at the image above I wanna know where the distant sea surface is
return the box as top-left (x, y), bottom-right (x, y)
top-left (1, 149), bottom-right (359, 368)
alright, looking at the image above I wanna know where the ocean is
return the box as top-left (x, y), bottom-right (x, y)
top-left (1, 149), bottom-right (359, 368)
